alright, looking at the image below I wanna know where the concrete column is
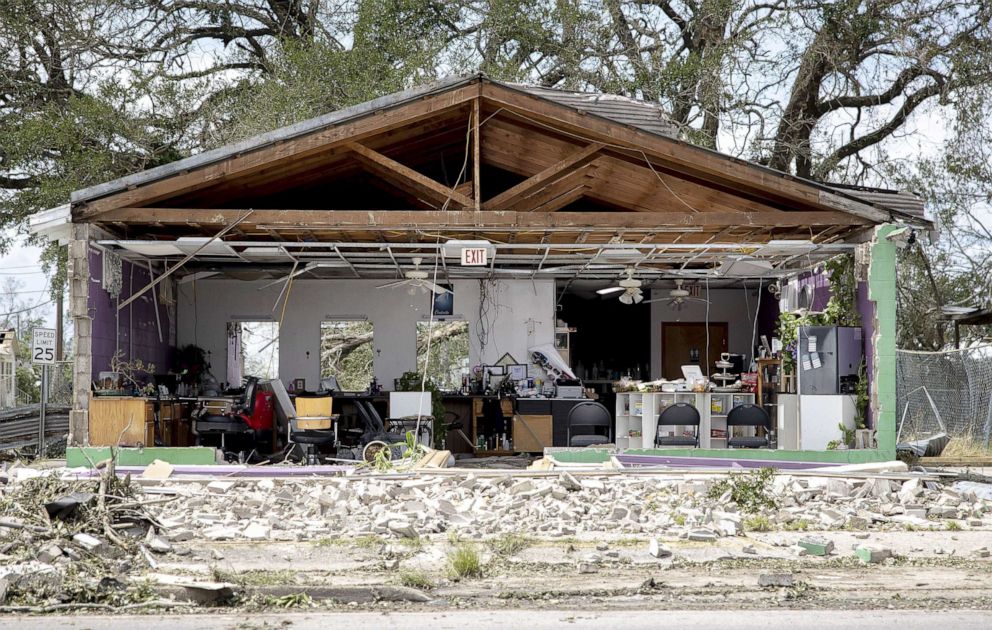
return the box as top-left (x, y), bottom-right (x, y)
top-left (867, 225), bottom-right (898, 459)
top-left (68, 223), bottom-right (91, 446)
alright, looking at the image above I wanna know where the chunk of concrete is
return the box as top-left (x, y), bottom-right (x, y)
top-left (687, 529), bottom-right (718, 542)
top-left (72, 533), bottom-right (104, 552)
top-left (855, 545), bottom-right (892, 563)
top-left (648, 538), bottom-right (672, 558)
top-left (387, 519), bottom-right (418, 538)
top-left (797, 537), bottom-right (834, 556)
top-left (206, 480), bottom-right (237, 494)
top-left (758, 573), bottom-right (795, 588)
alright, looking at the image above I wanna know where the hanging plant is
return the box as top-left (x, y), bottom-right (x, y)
top-left (777, 254), bottom-right (861, 374)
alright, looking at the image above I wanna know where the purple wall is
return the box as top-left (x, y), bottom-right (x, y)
top-left (89, 249), bottom-right (174, 383)
top-left (797, 270), bottom-right (832, 311)
top-left (757, 282), bottom-right (781, 341)
top-left (796, 268), bottom-right (876, 427)
top-left (856, 279), bottom-right (875, 428)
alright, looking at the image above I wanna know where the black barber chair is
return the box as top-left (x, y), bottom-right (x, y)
top-left (193, 377), bottom-right (262, 460)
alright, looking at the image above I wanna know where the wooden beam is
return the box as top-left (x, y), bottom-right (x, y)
top-left (347, 142), bottom-right (474, 209)
top-left (96, 208), bottom-right (870, 229)
top-left (506, 166), bottom-right (594, 213)
top-left (480, 83), bottom-right (891, 222)
top-left (75, 83), bottom-right (481, 219)
top-left (484, 143), bottom-right (604, 211)
top-left (472, 98), bottom-right (481, 211)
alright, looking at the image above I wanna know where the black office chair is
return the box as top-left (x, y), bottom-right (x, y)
top-left (355, 400), bottom-right (408, 445)
top-left (567, 401), bottom-right (613, 447)
top-left (726, 403), bottom-right (771, 448)
top-left (289, 419), bottom-right (337, 465)
top-left (655, 402), bottom-right (701, 447)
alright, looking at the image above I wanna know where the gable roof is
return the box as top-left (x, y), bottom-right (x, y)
top-left (69, 73), bottom-right (926, 227)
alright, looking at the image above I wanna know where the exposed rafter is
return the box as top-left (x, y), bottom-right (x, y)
top-left (484, 143), bottom-right (604, 211)
top-left (347, 142), bottom-right (474, 209)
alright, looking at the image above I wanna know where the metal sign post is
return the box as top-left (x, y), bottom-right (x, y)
top-left (32, 327), bottom-right (56, 455)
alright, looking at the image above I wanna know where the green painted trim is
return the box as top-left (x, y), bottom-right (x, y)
top-left (868, 225), bottom-right (899, 459)
top-left (551, 448), bottom-right (891, 465)
top-left (66, 446), bottom-right (218, 467)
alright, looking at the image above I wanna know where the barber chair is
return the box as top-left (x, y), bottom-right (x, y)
top-left (194, 377), bottom-right (274, 460)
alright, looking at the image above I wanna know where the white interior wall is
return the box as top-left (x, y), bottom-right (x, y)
top-left (649, 287), bottom-right (763, 380)
top-left (176, 277), bottom-right (556, 390)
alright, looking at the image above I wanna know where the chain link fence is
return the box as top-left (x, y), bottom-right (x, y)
top-left (896, 346), bottom-right (992, 447)
top-left (0, 361), bottom-right (72, 410)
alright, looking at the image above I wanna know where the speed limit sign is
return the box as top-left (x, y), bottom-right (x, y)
top-left (31, 328), bottom-right (57, 365)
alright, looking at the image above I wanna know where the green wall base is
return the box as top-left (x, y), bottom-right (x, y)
top-left (551, 448), bottom-right (895, 465)
top-left (67, 446), bottom-right (218, 468)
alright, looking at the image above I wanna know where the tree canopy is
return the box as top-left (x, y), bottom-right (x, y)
top-left (2, 0), bottom-right (990, 347)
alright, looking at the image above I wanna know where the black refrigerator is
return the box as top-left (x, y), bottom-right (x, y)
top-left (797, 326), bottom-right (863, 395)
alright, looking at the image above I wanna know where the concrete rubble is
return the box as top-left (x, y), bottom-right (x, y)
top-left (120, 471), bottom-right (992, 543)
top-left (1, 462), bottom-right (990, 611)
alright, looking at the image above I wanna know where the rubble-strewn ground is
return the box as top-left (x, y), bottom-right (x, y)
top-left (2, 463), bottom-right (991, 616)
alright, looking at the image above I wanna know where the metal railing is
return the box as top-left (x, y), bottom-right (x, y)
top-left (0, 360), bottom-right (74, 452)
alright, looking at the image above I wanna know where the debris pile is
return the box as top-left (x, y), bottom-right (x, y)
top-left (0, 460), bottom-right (179, 611)
top-left (136, 470), bottom-right (992, 543)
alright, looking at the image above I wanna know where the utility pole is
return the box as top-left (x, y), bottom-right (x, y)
top-left (56, 288), bottom-right (64, 360)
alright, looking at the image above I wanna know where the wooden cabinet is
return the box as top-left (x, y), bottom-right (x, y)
top-left (88, 397), bottom-right (190, 447)
top-left (89, 397), bottom-right (155, 447)
top-left (513, 415), bottom-right (553, 452)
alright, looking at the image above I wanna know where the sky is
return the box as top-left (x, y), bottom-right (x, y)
top-left (0, 233), bottom-right (57, 329)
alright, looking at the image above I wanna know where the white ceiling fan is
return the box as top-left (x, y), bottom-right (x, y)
top-left (596, 267), bottom-right (644, 305)
top-left (376, 257), bottom-right (451, 295)
top-left (643, 279), bottom-right (709, 310)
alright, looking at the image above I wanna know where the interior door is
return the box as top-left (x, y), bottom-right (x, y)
top-left (662, 322), bottom-right (729, 380)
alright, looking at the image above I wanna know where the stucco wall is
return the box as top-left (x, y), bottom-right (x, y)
top-left (176, 277), bottom-right (556, 390)
top-left (649, 287), bottom-right (767, 380)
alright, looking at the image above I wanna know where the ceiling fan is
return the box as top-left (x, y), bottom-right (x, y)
top-left (376, 257), bottom-right (451, 295)
top-left (596, 267), bottom-right (644, 305)
top-left (643, 279), bottom-right (709, 310)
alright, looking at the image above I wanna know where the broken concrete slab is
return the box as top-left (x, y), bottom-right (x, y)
top-left (758, 573), bottom-right (795, 588)
top-left (797, 537), bottom-right (834, 556)
top-left (855, 545), bottom-right (893, 563)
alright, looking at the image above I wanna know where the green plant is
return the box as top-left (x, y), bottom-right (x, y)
top-left (263, 593), bottom-right (314, 608)
top-left (109, 350), bottom-right (156, 394)
top-left (396, 370), bottom-right (445, 448)
top-left (777, 254), bottom-right (861, 374)
top-left (360, 429), bottom-right (430, 472)
top-left (744, 515), bottom-right (773, 532)
top-left (672, 513), bottom-right (687, 526)
top-left (946, 520), bottom-right (962, 531)
top-left (828, 422), bottom-right (857, 449)
top-left (708, 468), bottom-right (777, 514)
top-left (487, 534), bottom-right (531, 557)
top-left (447, 544), bottom-right (483, 580)
top-left (854, 359), bottom-right (868, 429)
top-left (784, 519), bottom-right (811, 531)
top-left (399, 570), bottom-right (435, 589)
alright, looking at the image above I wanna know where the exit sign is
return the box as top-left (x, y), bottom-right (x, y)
top-left (461, 247), bottom-right (488, 266)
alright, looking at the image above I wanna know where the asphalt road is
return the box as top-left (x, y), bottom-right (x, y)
top-left (4, 609), bottom-right (991, 629)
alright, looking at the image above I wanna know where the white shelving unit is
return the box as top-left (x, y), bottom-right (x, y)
top-left (616, 391), bottom-right (756, 449)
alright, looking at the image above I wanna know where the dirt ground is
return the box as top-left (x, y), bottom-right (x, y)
top-left (138, 528), bottom-right (992, 613)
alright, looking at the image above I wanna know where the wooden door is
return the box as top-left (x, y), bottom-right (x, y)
top-left (662, 322), bottom-right (729, 380)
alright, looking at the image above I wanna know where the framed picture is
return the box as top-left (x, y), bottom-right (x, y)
top-left (431, 286), bottom-right (454, 316)
top-left (508, 364), bottom-right (528, 381)
top-left (485, 365), bottom-right (505, 376)
top-left (494, 352), bottom-right (518, 368)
